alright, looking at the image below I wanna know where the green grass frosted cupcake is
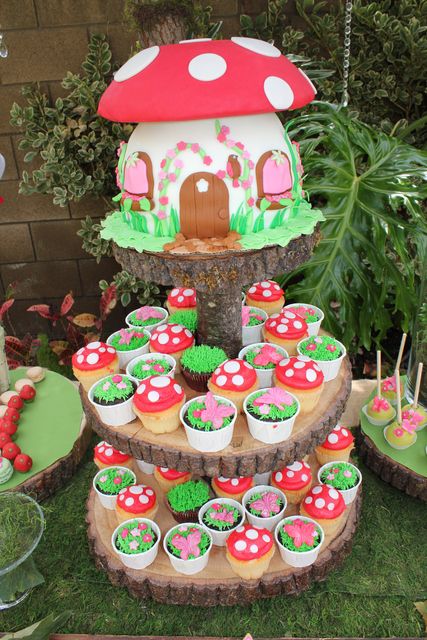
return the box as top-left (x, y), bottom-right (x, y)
top-left (181, 345), bottom-right (228, 391)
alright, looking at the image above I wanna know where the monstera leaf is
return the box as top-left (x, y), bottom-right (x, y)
top-left (281, 103), bottom-right (427, 351)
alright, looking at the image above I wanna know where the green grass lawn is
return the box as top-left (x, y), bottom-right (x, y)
top-left (2, 434), bottom-right (426, 638)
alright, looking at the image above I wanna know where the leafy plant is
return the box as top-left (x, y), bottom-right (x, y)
top-left (280, 102), bottom-right (427, 352)
top-left (1, 612), bottom-right (69, 639)
top-left (77, 215), bottom-right (113, 262)
top-left (100, 271), bottom-right (162, 307)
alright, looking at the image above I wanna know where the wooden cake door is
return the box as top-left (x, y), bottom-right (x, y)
top-left (179, 172), bottom-right (229, 238)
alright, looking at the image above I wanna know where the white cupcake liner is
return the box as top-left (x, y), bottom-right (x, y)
top-left (126, 352), bottom-right (177, 384)
top-left (111, 518), bottom-right (160, 569)
top-left (242, 484), bottom-right (287, 531)
top-left (275, 515), bottom-right (324, 568)
top-left (284, 304), bottom-right (324, 337)
top-left (198, 498), bottom-right (245, 546)
top-left (242, 308), bottom-right (268, 347)
top-left (180, 395), bottom-right (237, 453)
top-left (125, 306), bottom-right (168, 334)
top-left (163, 523), bottom-right (212, 575)
top-left (243, 388), bottom-right (300, 444)
top-left (107, 329), bottom-right (150, 370)
top-left (361, 403), bottom-right (396, 427)
top-left (383, 425), bottom-right (417, 450)
top-left (317, 462), bottom-right (362, 505)
top-left (135, 459), bottom-right (155, 475)
top-left (93, 466), bottom-right (136, 510)
top-left (238, 342), bottom-right (288, 388)
top-left (88, 375), bottom-right (136, 427)
top-left (297, 339), bottom-right (346, 382)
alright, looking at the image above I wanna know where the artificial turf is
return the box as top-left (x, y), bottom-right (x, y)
top-left (2, 435), bottom-right (426, 638)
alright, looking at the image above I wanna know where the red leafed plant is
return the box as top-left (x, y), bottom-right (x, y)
top-left (1, 283), bottom-right (41, 369)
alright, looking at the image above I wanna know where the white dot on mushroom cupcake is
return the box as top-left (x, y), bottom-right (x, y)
top-left (157, 325), bottom-right (167, 332)
top-left (262, 534), bottom-right (271, 543)
top-left (263, 290), bottom-right (272, 298)
top-left (231, 36), bottom-right (281, 58)
top-left (87, 341), bottom-right (101, 349)
top-left (139, 494), bottom-right (149, 504)
top-left (315, 498), bottom-right (325, 509)
top-left (275, 472), bottom-right (283, 482)
top-left (246, 529), bottom-right (259, 540)
top-left (157, 333), bottom-right (169, 345)
top-left (248, 287), bottom-right (256, 294)
top-left (183, 289), bottom-right (194, 296)
top-left (171, 325), bottom-right (183, 334)
top-left (184, 330), bottom-right (193, 338)
top-left (230, 479), bottom-right (239, 486)
top-left (235, 540), bottom-right (247, 552)
top-left (327, 503), bottom-right (335, 511)
top-left (312, 486), bottom-right (322, 495)
top-left (86, 353), bottom-right (99, 365)
top-left (177, 296), bottom-right (184, 303)
top-left (277, 325), bottom-right (288, 334)
top-left (279, 358), bottom-right (290, 367)
top-left (301, 474), bottom-right (308, 482)
top-left (76, 355), bottom-right (84, 364)
top-left (137, 384), bottom-right (146, 394)
top-left (125, 498), bottom-right (134, 507)
top-left (99, 347), bottom-right (106, 353)
top-left (250, 544), bottom-right (259, 553)
top-left (151, 376), bottom-right (171, 388)
top-left (328, 488), bottom-right (339, 500)
top-left (147, 391), bottom-right (160, 402)
top-left (288, 461), bottom-right (303, 472)
top-left (305, 496), bottom-right (313, 504)
top-left (285, 368), bottom-right (294, 377)
top-left (173, 384), bottom-right (182, 394)
top-left (306, 369), bottom-right (317, 383)
top-left (129, 485), bottom-right (143, 494)
top-left (294, 321), bottom-right (303, 329)
top-left (172, 338), bottom-right (180, 344)
top-left (232, 375), bottom-right (244, 386)
top-left (342, 428), bottom-right (349, 436)
top-left (224, 361), bottom-right (240, 374)
top-left (146, 489), bottom-right (153, 496)
top-left (107, 347), bottom-right (115, 353)
top-left (105, 448), bottom-right (113, 457)
top-left (188, 53), bottom-right (227, 81)
top-left (171, 288), bottom-right (179, 296)
top-left (327, 433), bottom-right (339, 444)
top-left (293, 361), bottom-right (305, 369)
top-left (215, 375), bottom-right (227, 387)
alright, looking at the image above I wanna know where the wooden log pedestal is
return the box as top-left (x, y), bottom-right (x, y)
top-left (112, 229), bottom-right (320, 357)
top-left (81, 356), bottom-right (351, 477)
top-left (86, 454), bottom-right (362, 607)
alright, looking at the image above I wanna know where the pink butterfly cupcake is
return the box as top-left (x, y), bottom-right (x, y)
top-left (239, 342), bottom-right (288, 387)
top-left (274, 515), bottom-right (324, 567)
top-left (243, 386), bottom-right (300, 444)
top-left (242, 484), bottom-right (287, 531)
top-left (164, 523), bottom-right (213, 575)
top-left (180, 391), bottom-right (237, 453)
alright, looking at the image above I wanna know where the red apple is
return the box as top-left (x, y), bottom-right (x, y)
top-left (4, 407), bottom-right (20, 424)
top-left (0, 419), bottom-right (18, 437)
top-left (7, 395), bottom-right (24, 410)
top-left (0, 432), bottom-right (12, 447)
top-left (19, 385), bottom-right (36, 402)
top-left (13, 453), bottom-right (33, 473)
top-left (2, 442), bottom-right (21, 460)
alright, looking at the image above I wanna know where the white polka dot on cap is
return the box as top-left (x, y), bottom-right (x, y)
top-left (86, 352), bottom-right (99, 365)
top-left (150, 376), bottom-right (171, 388)
top-left (215, 375), bottom-right (227, 387)
top-left (246, 529), bottom-right (259, 540)
top-left (306, 369), bottom-right (317, 383)
top-left (327, 433), bottom-right (339, 444)
top-left (235, 540), bottom-right (247, 552)
top-left (136, 384), bottom-right (146, 394)
top-left (305, 496), bottom-right (313, 504)
top-left (173, 384), bottom-right (182, 394)
top-left (147, 391), bottom-right (160, 402)
top-left (188, 53), bottom-right (227, 81)
top-left (275, 471), bottom-right (283, 482)
top-left (250, 544), bottom-right (259, 553)
top-left (230, 479), bottom-right (240, 486)
top-left (129, 485), bottom-right (143, 494)
top-left (224, 361), bottom-right (240, 374)
top-left (232, 375), bottom-right (244, 386)
top-left (171, 325), bottom-right (183, 334)
top-left (157, 333), bottom-right (169, 345)
top-left (287, 461), bottom-right (303, 472)
top-left (139, 494), bottom-right (149, 504)
top-left (327, 503), bottom-right (335, 511)
top-left (328, 488), bottom-right (339, 500)
top-left (312, 486), bottom-right (322, 495)
top-left (183, 289), bottom-right (194, 296)
top-left (262, 534), bottom-right (271, 543)
top-left (125, 497), bottom-right (134, 507)
top-left (315, 498), bottom-right (325, 509)
top-left (87, 341), bottom-right (101, 349)
top-left (286, 470), bottom-right (294, 478)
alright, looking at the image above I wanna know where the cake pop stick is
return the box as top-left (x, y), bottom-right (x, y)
top-left (377, 350), bottom-right (381, 398)
top-left (395, 333), bottom-right (407, 372)
top-left (395, 369), bottom-right (402, 424)
top-left (412, 362), bottom-right (423, 409)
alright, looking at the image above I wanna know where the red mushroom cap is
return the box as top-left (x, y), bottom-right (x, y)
top-left (4, 408), bottom-right (20, 424)
top-left (133, 376), bottom-right (185, 413)
top-left (213, 476), bottom-right (253, 495)
top-left (301, 483), bottom-right (345, 519)
top-left (167, 288), bottom-right (197, 309)
top-left (319, 424), bottom-right (354, 451)
top-left (7, 395), bottom-right (24, 410)
top-left (117, 484), bottom-right (156, 514)
top-left (0, 419), bottom-right (18, 437)
top-left (0, 432), bottom-right (12, 447)
top-left (2, 441), bottom-right (21, 461)
top-left (94, 441), bottom-right (131, 466)
top-left (246, 280), bottom-right (284, 303)
top-left (72, 341), bottom-right (117, 371)
top-left (150, 324), bottom-right (194, 355)
top-left (210, 359), bottom-right (257, 392)
top-left (272, 460), bottom-right (312, 491)
top-left (275, 355), bottom-right (324, 389)
top-left (265, 310), bottom-right (308, 340)
top-left (98, 38), bottom-right (315, 123)
top-left (19, 385), bottom-right (36, 402)
top-left (13, 453), bottom-right (33, 473)
top-left (155, 467), bottom-right (191, 481)
top-left (226, 524), bottom-right (273, 560)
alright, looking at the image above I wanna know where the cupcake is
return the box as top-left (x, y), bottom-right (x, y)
top-left (275, 515), bottom-right (324, 568)
top-left (208, 359), bottom-right (258, 412)
top-left (153, 466), bottom-right (192, 492)
top-left (166, 479), bottom-right (211, 523)
top-left (384, 420), bottom-right (417, 450)
top-left (226, 524), bottom-right (275, 580)
top-left (164, 523), bottom-right (212, 575)
top-left (93, 466), bottom-right (136, 510)
top-left (271, 460), bottom-right (312, 504)
top-left (243, 387), bottom-right (299, 444)
top-left (125, 306), bottom-right (168, 333)
top-left (133, 376), bottom-right (185, 434)
top-left (107, 328), bottom-right (150, 369)
top-left (180, 392), bottom-right (237, 453)
top-left (401, 404), bottom-right (427, 431)
top-left (274, 355), bottom-right (324, 414)
top-left (239, 342), bottom-right (287, 388)
top-left (72, 341), bottom-right (119, 392)
top-left (181, 345), bottom-right (228, 392)
top-left (167, 287), bottom-right (197, 314)
top-left (245, 280), bottom-right (285, 315)
top-left (242, 485), bottom-right (287, 531)
top-left (127, 353), bottom-right (176, 382)
top-left (315, 424), bottom-right (354, 465)
top-left (300, 484), bottom-right (346, 536)
top-left (112, 518), bottom-right (160, 570)
top-left (318, 461), bottom-right (362, 505)
top-left (284, 303), bottom-right (324, 337)
top-left (363, 395), bottom-right (395, 426)
top-left (115, 484), bottom-right (158, 523)
top-left (263, 311), bottom-right (308, 356)
top-left (241, 306), bottom-right (268, 347)
top-left (211, 476), bottom-right (254, 501)
top-left (297, 335), bottom-right (346, 382)
top-left (168, 310), bottom-right (198, 334)
top-left (93, 441), bottom-right (133, 471)
top-left (199, 498), bottom-right (244, 546)
top-left (89, 374), bottom-right (136, 427)
top-left (381, 374), bottom-right (404, 405)
top-left (0, 456), bottom-right (13, 484)
top-left (149, 324), bottom-right (194, 372)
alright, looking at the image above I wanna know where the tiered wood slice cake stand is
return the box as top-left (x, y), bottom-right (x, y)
top-left (84, 235), bottom-right (362, 605)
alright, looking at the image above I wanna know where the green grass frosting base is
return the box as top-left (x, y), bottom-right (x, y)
top-left (167, 480), bottom-right (210, 512)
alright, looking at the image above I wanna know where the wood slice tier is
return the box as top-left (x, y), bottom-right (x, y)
top-left (86, 457), bottom-right (361, 607)
top-left (81, 357), bottom-right (351, 477)
top-left (358, 431), bottom-right (427, 502)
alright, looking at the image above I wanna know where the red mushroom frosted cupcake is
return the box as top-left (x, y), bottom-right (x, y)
top-left (300, 483), bottom-right (346, 536)
top-left (207, 359), bottom-right (258, 412)
top-left (263, 311), bottom-right (308, 356)
top-left (133, 376), bottom-right (185, 434)
top-left (153, 466), bottom-right (192, 492)
top-left (315, 424), bottom-right (354, 466)
top-left (94, 441), bottom-right (133, 471)
top-left (115, 484), bottom-right (158, 523)
top-left (211, 476), bottom-right (254, 502)
top-left (271, 460), bottom-right (312, 504)
top-left (274, 355), bottom-right (324, 414)
top-left (245, 280), bottom-right (285, 316)
top-left (226, 524), bottom-right (275, 579)
top-left (167, 287), bottom-right (197, 314)
top-left (72, 342), bottom-right (119, 392)
top-left (149, 323), bottom-right (194, 372)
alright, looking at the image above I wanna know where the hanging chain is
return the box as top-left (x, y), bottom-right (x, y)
top-left (341, 0), bottom-right (353, 107)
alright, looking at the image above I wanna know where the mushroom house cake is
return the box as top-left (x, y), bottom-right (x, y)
top-left (98, 37), bottom-right (324, 254)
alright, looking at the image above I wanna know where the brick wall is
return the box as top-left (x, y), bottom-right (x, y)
top-left (0, 0), bottom-right (267, 336)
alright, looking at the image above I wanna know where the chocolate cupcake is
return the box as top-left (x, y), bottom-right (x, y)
top-left (181, 345), bottom-right (227, 392)
top-left (166, 479), bottom-right (211, 523)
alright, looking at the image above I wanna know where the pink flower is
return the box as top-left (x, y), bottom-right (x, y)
top-left (393, 428), bottom-right (403, 437)
top-left (226, 139), bottom-right (235, 148)
top-left (200, 392), bottom-right (235, 429)
top-left (117, 382), bottom-right (127, 389)
top-left (112, 375), bottom-right (122, 383)
top-left (401, 418), bottom-right (416, 434)
top-left (118, 328), bottom-right (133, 345)
top-left (171, 531), bottom-right (201, 560)
top-left (203, 155), bottom-right (212, 165)
top-left (259, 404), bottom-right (270, 415)
top-left (216, 170), bottom-right (226, 179)
top-left (168, 173), bottom-right (177, 182)
top-left (284, 520), bottom-right (317, 548)
top-left (135, 307), bottom-right (163, 321)
top-left (153, 364), bottom-right (164, 372)
top-left (327, 473), bottom-right (335, 480)
top-left (99, 475), bottom-right (107, 483)
top-left (326, 344), bottom-right (336, 352)
top-left (113, 477), bottom-right (122, 485)
top-left (314, 337), bottom-right (323, 343)
top-left (402, 409), bottom-right (423, 424)
top-left (242, 151), bottom-right (250, 159)
top-left (159, 196), bottom-right (169, 205)
top-left (250, 491), bottom-right (281, 517)
top-left (143, 534), bottom-right (152, 543)
top-left (121, 528), bottom-right (129, 539)
top-left (166, 149), bottom-right (176, 159)
top-left (158, 181), bottom-right (165, 191)
top-left (306, 343), bottom-right (317, 351)
top-left (253, 387), bottom-right (294, 411)
top-left (343, 470), bottom-right (352, 478)
top-left (158, 170), bottom-right (167, 180)
top-left (221, 125), bottom-right (230, 134)
top-left (102, 381), bottom-right (111, 391)
top-left (217, 132), bottom-right (226, 142)
top-left (191, 143), bottom-right (200, 153)
top-left (253, 345), bottom-right (282, 366)
top-left (177, 141), bottom-right (186, 151)
top-left (248, 160), bottom-right (254, 169)
top-left (242, 180), bottom-right (251, 190)
top-left (212, 503), bottom-right (221, 510)
top-left (247, 197), bottom-right (255, 207)
top-left (130, 527), bottom-right (140, 537)
top-left (160, 159), bottom-right (166, 168)
top-left (118, 469), bottom-right (125, 475)
top-left (233, 179), bottom-right (240, 188)
top-left (372, 396), bottom-right (390, 412)
top-left (129, 540), bottom-right (139, 551)
top-left (174, 159), bottom-right (184, 168)
top-left (235, 142), bottom-right (244, 150)
top-left (138, 522), bottom-right (147, 530)
top-left (157, 210), bottom-right (167, 220)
